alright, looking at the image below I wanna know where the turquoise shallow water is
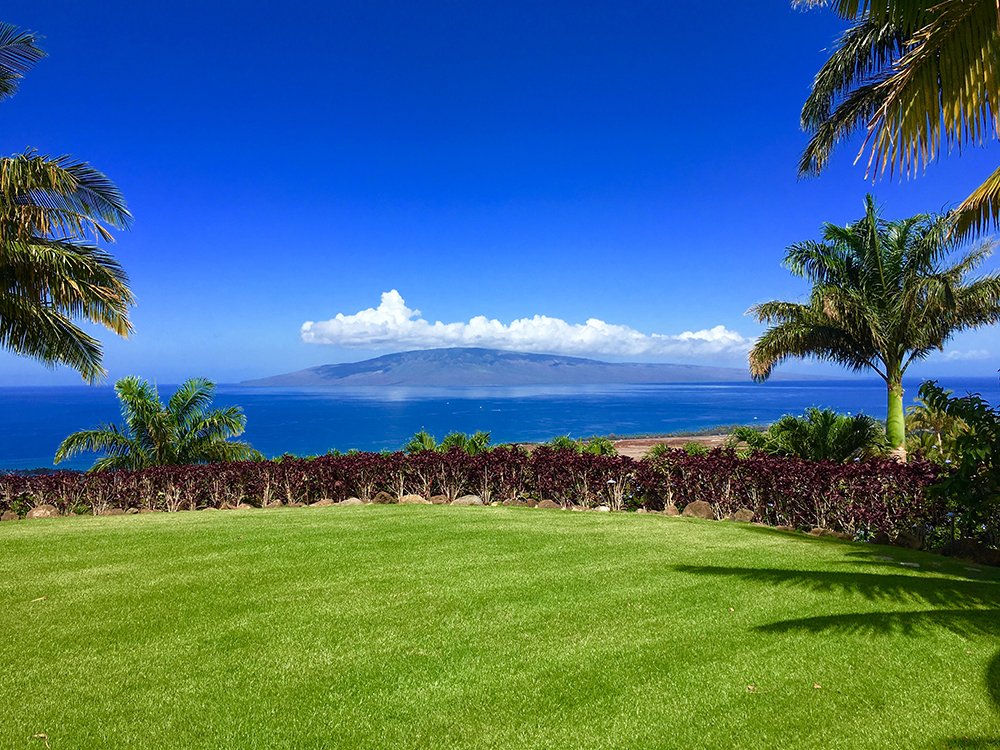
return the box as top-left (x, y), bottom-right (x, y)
top-left (1, 377), bottom-right (996, 470)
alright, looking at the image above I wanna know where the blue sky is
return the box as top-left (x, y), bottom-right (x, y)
top-left (2, 1), bottom-right (998, 384)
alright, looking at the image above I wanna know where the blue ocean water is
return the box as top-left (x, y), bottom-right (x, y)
top-left (2, 377), bottom-right (996, 471)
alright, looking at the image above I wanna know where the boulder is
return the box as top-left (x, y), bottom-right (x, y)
top-left (26, 504), bottom-right (59, 519)
top-left (138, 508), bottom-right (162, 514)
top-left (101, 508), bottom-right (127, 516)
top-left (663, 504), bottom-right (680, 516)
top-left (430, 494), bottom-right (449, 505)
top-left (893, 531), bottom-right (923, 550)
top-left (310, 499), bottom-right (336, 507)
top-left (125, 507), bottom-right (140, 514)
top-left (732, 508), bottom-right (755, 523)
top-left (236, 503), bottom-right (254, 510)
top-left (399, 494), bottom-right (431, 505)
top-left (775, 525), bottom-right (796, 532)
top-left (452, 495), bottom-right (484, 506)
top-left (522, 498), bottom-right (538, 508)
top-left (593, 505), bottom-right (611, 513)
top-left (636, 508), bottom-right (648, 514)
top-left (682, 500), bottom-right (714, 520)
top-left (871, 531), bottom-right (892, 546)
top-left (201, 507), bottom-right (220, 512)
top-left (501, 498), bottom-right (526, 507)
top-left (0, 510), bottom-right (18, 521)
top-left (939, 539), bottom-right (1000, 567)
top-left (265, 502), bottom-right (283, 509)
top-left (372, 491), bottom-right (396, 505)
top-left (536, 499), bottom-right (561, 510)
top-left (820, 529), bottom-right (853, 540)
top-left (286, 502), bottom-right (305, 508)
top-left (808, 527), bottom-right (825, 536)
top-left (341, 497), bottom-right (365, 506)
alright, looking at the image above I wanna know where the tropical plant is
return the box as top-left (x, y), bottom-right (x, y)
top-left (905, 386), bottom-right (969, 462)
top-left (54, 376), bottom-right (262, 471)
top-left (749, 195), bottom-right (1000, 450)
top-left (403, 429), bottom-right (492, 455)
top-left (732, 408), bottom-right (887, 462)
top-left (795, 0), bottom-right (1000, 238)
top-left (545, 435), bottom-right (619, 455)
top-left (0, 22), bottom-right (134, 382)
top-left (918, 380), bottom-right (1000, 544)
top-left (440, 430), bottom-right (492, 455)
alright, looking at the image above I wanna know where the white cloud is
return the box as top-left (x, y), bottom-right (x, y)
top-left (301, 290), bottom-right (752, 359)
top-left (941, 349), bottom-right (990, 361)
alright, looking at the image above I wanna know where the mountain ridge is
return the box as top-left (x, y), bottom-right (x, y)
top-left (241, 347), bottom-right (785, 387)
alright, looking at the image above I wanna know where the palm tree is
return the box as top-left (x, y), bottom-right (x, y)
top-left (1, 22), bottom-right (134, 382)
top-left (748, 195), bottom-right (1000, 450)
top-left (55, 376), bottom-right (262, 471)
top-left (732, 408), bottom-right (887, 462)
top-left (795, 1), bottom-right (1000, 238)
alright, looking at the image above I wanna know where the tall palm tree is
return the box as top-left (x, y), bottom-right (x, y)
top-left (1, 22), bottom-right (134, 382)
top-left (748, 195), bottom-right (1000, 450)
top-left (55, 376), bottom-right (262, 471)
top-left (795, 1), bottom-right (1000, 239)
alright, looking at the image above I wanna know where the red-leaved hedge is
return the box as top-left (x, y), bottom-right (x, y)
top-left (0, 448), bottom-right (943, 540)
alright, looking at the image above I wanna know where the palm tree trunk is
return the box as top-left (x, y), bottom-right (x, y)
top-left (886, 378), bottom-right (906, 452)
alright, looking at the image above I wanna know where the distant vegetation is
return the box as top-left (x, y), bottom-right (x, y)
top-left (403, 430), bottom-right (493, 455)
top-left (55, 377), bottom-right (261, 470)
top-left (749, 195), bottom-right (1000, 451)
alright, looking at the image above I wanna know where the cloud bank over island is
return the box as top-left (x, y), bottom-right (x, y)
top-left (301, 290), bottom-right (752, 359)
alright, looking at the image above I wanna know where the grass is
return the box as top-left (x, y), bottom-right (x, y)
top-left (0, 506), bottom-right (997, 749)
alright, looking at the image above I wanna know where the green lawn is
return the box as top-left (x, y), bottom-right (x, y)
top-left (0, 506), bottom-right (997, 749)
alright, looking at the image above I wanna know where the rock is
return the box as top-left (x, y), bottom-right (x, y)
top-left (399, 494), bottom-right (431, 505)
top-left (26, 504), bottom-right (59, 519)
top-left (125, 508), bottom-right (140, 514)
top-left (341, 498), bottom-right (365, 506)
top-left (522, 498), bottom-right (538, 507)
top-left (452, 495), bottom-right (484, 506)
top-left (682, 500), bottom-right (714, 520)
top-left (820, 529), bottom-right (853, 540)
top-left (636, 508), bottom-right (648, 514)
top-left (871, 531), bottom-right (892, 546)
top-left (536, 499), bottom-right (561, 510)
top-left (101, 508), bottom-right (127, 516)
top-left (569, 504), bottom-right (585, 512)
top-left (808, 527), bottom-right (825, 536)
top-left (501, 498), bottom-right (526, 507)
top-left (593, 505), bottom-right (611, 512)
top-left (732, 508), bottom-right (755, 523)
top-left (940, 539), bottom-right (1000, 566)
top-left (372, 491), bottom-right (396, 505)
top-left (430, 494), bottom-right (449, 505)
top-left (893, 531), bottom-right (923, 550)
top-left (138, 508), bottom-right (162, 514)
top-left (490, 501), bottom-right (501, 507)
top-left (286, 502), bottom-right (305, 508)
top-left (1, 510), bottom-right (18, 521)
top-left (201, 507), bottom-right (220, 512)
top-left (264, 502), bottom-right (283, 509)
top-left (236, 503), bottom-right (254, 510)
top-left (775, 525), bottom-right (796, 532)
top-left (310, 499), bottom-right (336, 507)
top-left (663, 504), bottom-right (680, 516)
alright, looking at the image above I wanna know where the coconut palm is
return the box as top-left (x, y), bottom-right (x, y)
top-left (732, 408), bottom-right (887, 462)
top-left (0, 22), bottom-right (44, 101)
top-left (0, 22), bottom-right (134, 382)
top-left (749, 195), bottom-right (1000, 450)
top-left (55, 376), bottom-right (262, 471)
top-left (795, 0), bottom-right (1000, 238)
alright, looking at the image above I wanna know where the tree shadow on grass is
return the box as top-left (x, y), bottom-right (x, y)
top-left (673, 561), bottom-right (1000, 749)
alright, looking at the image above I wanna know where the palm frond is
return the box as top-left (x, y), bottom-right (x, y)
top-left (0, 23), bottom-right (44, 101)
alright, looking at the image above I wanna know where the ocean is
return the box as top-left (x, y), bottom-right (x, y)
top-left (2, 376), bottom-right (996, 471)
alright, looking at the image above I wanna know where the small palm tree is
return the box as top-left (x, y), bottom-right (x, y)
top-left (0, 22), bottom-right (134, 382)
top-left (55, 376), bottom-right (262, 471)
top-left (749, 195), bottom-right (1000, 450)
top-left (906, 387), bottom-right (969, 462)
top-left (733, 408), bottom-right (887, 462)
